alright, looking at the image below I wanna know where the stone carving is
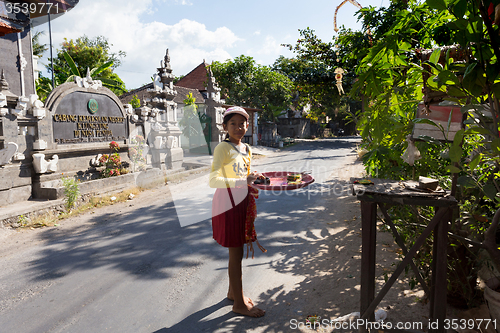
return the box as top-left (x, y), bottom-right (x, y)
top-left (90, 154), bottom-right (102, 167)
top-left (151, 121), bottom-right (166, 132)
top-left (0, 92), bottom-right (6, 108)
top-left (33, 139), bottom-right (47, 150)
top-left (124, 104), bottom-right (134, 115)
top-left (12, 96), bottom-right (28, 116)
top-left (139, 105), bottom-right (151, 118)
top-left (32, 153), bottom-right (59, 173)
top-left (19, 53), bottom-right (27, 71)
top-left (207, 66), bottom-right (222, 103)
top-left (13, 152), bottom-right (25, 160)
top-left (0, 142), bottom-right (18, 165)
top-left (28, 94), bottom-right (46, 119)
top-left (0, 70), bottom-right (8, 91)
top-left (74, 68), bottom-right (103, 89)
top-left (154, 136), bottom-right (164, 149)
top-left (152, 73), bottom-right (163, 92)
top-left (144, 48), bottom-right (183, 169)
top-left (0, 70), bottom-right (17, 111)
top-left (165, 49), bottom-right (170, 64)
top-left (150, 107), bottom-right (160, 118)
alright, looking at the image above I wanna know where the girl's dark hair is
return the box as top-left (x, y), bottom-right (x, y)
top-left (223, 114), bottom-right (235, 140)
top-left (223, 113), bottom-right (237, 124)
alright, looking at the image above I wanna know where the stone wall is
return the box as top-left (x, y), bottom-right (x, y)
top-left (0, 27), bottom-right (35, 97)
top-left (277, 117), bottom-right (311, 138)
top-left (0, 27), bottom-right (38, 205)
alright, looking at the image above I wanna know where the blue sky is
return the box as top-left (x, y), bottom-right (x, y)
top-left (34, 0), bottom-right (386, 90)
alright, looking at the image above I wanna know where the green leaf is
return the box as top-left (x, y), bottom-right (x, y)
top-left (458, 175), bottom-right (476, 188)
top-left (429, 48), bottom-right (442, 65)
top-left (64, 74), bottom-right (77, 83)
top-left (486, 63), bottom-right (500, 82)
top-left (464, 127), bottom-right (491, 135)
top-left (447, 19), bottom-right (468, 30)
top-left (453, 129), bottom-right (464, 146)
top-left (436, 70), bottom-right (460, 85)
top-left (452, 0), bottom-right (467, 19)
top-left (447, 165), bottom-right (461, 173)
top-left (427, 0), bottom-right (448, 11)
top-left (447, 86), bottom-right (466, 98)
top-left (468, 153), bottom-right (481, 171)
top-left (90, 60), bottom-right (113, 77)
top-left (492, 83), bottom-right (500, 99)
top-left (449, 144), bottom-right (463, 162)
top-left (462, 63), bottom-right (481, 95)
top-left (413, 118), bottom-right (444, 132)
top-left (63, 51), bottom-right (81, 77)
top-left (484, 183), bottom-right (498, 200)
top-left (416, 135), bottom-right (443, 145)
top-left (492, 138), bottom-right (500, 153)
top-left (463, 62), bottom-right (477, 78)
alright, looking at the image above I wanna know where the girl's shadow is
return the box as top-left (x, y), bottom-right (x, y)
top-left (153, 298), bottom-right (236, 333)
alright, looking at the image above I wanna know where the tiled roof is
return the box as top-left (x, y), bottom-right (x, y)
top-left (119, 83), bottom-right (205, 106)
top-left (175, 62), bottom-right (208, 91)
top-left (119, 83), bottom-right (153, 105)
top-left (174, 86), bottom-right (205, 104)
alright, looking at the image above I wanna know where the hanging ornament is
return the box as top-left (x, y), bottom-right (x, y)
top-left (334, 67), bottom-right (345, 95)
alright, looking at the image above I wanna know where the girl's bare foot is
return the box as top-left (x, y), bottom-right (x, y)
top-left (232, 299), bottom-right (265, 317)
top-left (227, 292), bottom-right (254, 306)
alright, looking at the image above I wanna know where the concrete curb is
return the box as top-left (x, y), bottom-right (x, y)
top-left (0, 163), bottom-right (211, 228)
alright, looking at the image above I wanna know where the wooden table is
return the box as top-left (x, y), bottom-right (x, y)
top-left (352, 178), bottom-right (457, 333)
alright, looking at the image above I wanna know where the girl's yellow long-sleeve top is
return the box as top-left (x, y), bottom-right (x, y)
top-left (209, 141), bottom-right (251, 188)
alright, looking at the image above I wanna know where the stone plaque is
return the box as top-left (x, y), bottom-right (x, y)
top-left (53, 91), bottom-right (128, 144)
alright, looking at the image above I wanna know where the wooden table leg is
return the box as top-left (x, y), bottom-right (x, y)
top-left (429, 207), bottom-right (450, 333)
top-left (360, 201), bottom-right (377, 332)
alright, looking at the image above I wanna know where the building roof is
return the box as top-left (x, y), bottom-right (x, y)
top-left (175, 62), bottom-right (208, 92)
top-left (119, 83), bottom-right (205, 106)
top-left (174, 85), bottom-right (205, 104)
top-left (119, 83), bottom-right (153, 105)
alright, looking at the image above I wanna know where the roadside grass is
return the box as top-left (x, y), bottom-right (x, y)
top-left (17, 186), bottom-right (144, 229)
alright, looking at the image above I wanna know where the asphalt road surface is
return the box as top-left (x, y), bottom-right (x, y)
top-left (0, 137), bottom-right (364, 333)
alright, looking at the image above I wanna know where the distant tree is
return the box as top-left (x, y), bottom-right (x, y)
top-left (35, 75), bottom-right (58, 102)
top-left (179, 92), bottom-right (199, 138)
top-left (173, 75), bottom-right (184, 84)
top-left (130, 95), bottom-right (141, 109)
top-left (183, 91), bottom-right (197, 110)
top-left (276, 27), bottom-right (367, 124)
top-left (31, 30), bottom-right (48, 57)
top-left (210, 55), bottom-right (294, 121)
top-left (47, 35), bottom-right (127, 95)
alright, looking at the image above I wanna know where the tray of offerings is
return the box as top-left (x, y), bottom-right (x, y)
top-left (252, 171), bottom-right (315, 191)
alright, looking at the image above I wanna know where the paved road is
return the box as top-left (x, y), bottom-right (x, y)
top-left (0, 137), bottom-right (362, 333)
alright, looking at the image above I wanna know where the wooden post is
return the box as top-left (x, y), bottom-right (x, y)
top-left (429, 207), bottom-right (450, 333)
top-left (360, 200), bottom-right (377, 332)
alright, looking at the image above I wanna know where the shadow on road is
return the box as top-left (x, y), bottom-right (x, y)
top-left (152, 299), bottom-right (235, 333)
top-left (29, 199), bottom-right (221, 282)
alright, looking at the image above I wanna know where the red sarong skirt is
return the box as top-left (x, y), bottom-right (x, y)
top-left (212, 187), bottom-right (249, 248)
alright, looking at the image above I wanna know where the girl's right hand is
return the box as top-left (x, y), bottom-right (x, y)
top-left (247, 171), bottom-right (261, 185)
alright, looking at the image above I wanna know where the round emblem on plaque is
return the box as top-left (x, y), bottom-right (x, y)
top-left (88, 99), bottom-right (98, 114)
